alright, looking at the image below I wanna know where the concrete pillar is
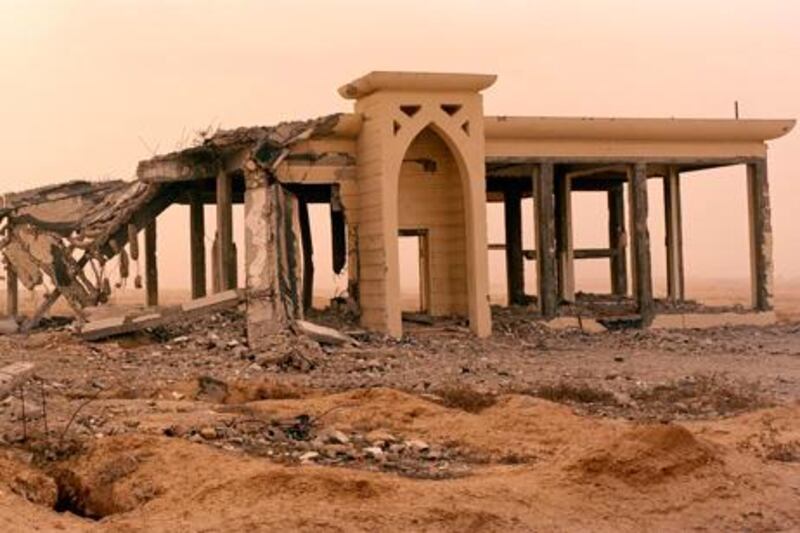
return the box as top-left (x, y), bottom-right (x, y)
top-left (663, 167), bottom-right (685, 302)
top-left (534, 163), bottom-right (558, 318)
top-left (189, 193), bottom-right (206, 299)
top-left (503, 187), bottom-right (525, 306)
top-left (244, 175), bottom-right (278, 346)
top-left (607, 183), bottom-right (628, 296)
top-left (554, 171), bottom-right (575, 302)
top-left (747, 160), bottom-right (773, 310)
top-left (628, 162), bottom-right (654, 325)
top-left (144, 219), bottom-right (158, 307)
top-left (216, 170), bottom-right (234, 291)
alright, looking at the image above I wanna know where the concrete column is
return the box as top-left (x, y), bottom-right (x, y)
top-left (216, 170), bottom-right (234, 291)
top-left (628, 162), bottom-right (654, 325)
top-left (663, 167), bottom-right (685, 302)
top-left (244, 175), bottom-right (278, 347)
top-left (534, 163), bottom-right (558, 318)
top-left (189, 193), bottom-right (206, 299)
top-left (503, 187), bottom-right (525, 306)
top-left (747, 160), bottom-right (773, 310)
top-left (554, 171), bottom-right (575, 302)
top-left (607, 183), bottom-right (628, 296)
top-left (144, 219), bottom-right (158, 307)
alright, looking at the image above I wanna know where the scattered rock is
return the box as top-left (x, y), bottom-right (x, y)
top-left (364, 446), bottom-right (384, 459)
top-left (321, 429), bottom-right (350, 445)
top-left (299, 451), bottom-right (320, 463)
top-left (406, 439), bottom-right (430, 453)
top-left (199, 427), bottom-right (217, 440)
top-left (366, 429), bottom-right (397, 446)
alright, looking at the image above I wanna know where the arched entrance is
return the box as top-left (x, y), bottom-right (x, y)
top-left (397, 127), bottom-right (469, 319)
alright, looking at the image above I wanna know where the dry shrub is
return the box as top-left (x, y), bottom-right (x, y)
top-left (434, 385), bottom-right (497, 413)
top-left (529, 382), bottom-right (616, 405)
top-left (224, 381), bottom-right (303, 404)
top-left (765, 441), bottom-right (800, 463)
top-left (631, 374), bottom-right (766, 415)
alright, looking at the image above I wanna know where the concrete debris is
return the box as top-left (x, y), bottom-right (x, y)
top-left (0, 362), bottom-right (35, 401)
top-left (294, 320), bottom-right (358, 346)
top-left (79, 289), bottom-right (244, 341)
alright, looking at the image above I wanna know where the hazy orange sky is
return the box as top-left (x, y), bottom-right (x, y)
top-left (1, 1), bottom-right (798, 300)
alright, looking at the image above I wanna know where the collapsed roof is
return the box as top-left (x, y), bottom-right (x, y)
top-left (0, 114), bottom-right (348, 330)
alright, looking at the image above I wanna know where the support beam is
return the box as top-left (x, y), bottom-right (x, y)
top-left (663, 167), bottom-right (685, 302)
top-left (607, 184), bottom-right (628, 296)
top-left (4, 223), bottom-right (18, 318)
top-left (298, 198), bottom-right (314, 311)
top-left (5, 261), bottom-right (17, 318)
top-left (144, 219), bottom-right (158, 307)
top-left (330, 188), bottom-right (347, 275)
top-left (216, 170), bottom-right (234, 291)
top-left (628, 162), bottom-right (654, 325)
top-left (211, 233), bottom-right (221, 294)
top-left (747, 160), bottom-right (773, 311)
top-left (189, 194), bottom-right (207, 299)
top-left (534, 163), bottom-right (558, 318)
top-left (503, 187), bottom-right (525, 305)
top-left (554, 170), bottom-right (575, 302)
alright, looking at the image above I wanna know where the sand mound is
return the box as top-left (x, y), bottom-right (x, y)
top-left (571, 423), bottom-right (720, 486)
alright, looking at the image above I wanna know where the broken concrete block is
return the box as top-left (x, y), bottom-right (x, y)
top-left (0, 361), bottom-right (35, 400)
top-left (80, 291), bottom-right (244, 341)
top-left (294, 320), bottom-right (358, 346)
top-left (181, 289), bottom-right (242, 314)
top-left (650, 311), bottom-right (777, 330)
top-left (0, 317), bottom-right (19, 335)
top-left (544, 316), bottom-right (606, 334)
top-left (79, 316), bottom-right (129, 341)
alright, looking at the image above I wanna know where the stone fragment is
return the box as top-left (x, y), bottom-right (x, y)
top-left (294, 320), bottom-right (358, 346)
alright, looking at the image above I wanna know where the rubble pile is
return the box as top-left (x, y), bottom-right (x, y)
top-left (163, 416), bottom-right (469, 480)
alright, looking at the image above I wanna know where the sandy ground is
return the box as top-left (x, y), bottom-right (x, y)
top-left (0, 280), bottom-right (798, 531)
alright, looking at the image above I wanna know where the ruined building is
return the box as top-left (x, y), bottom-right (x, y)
top-left (0, 72), bottom-right (794, 345)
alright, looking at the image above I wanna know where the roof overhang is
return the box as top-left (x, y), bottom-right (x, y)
top-left (484, 116), bottom-right (795, 143)
top-left (339, 71), bottom-right (497, 99)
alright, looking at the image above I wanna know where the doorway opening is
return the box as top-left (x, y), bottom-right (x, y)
top-left (398, 229), bottom-right (430, 315)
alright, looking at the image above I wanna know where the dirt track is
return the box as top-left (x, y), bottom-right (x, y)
top-left (0, 307), bottom-right (799, 531)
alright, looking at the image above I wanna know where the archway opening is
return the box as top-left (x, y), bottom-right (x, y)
top-left (397, 127), bottom-right (469, 321)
